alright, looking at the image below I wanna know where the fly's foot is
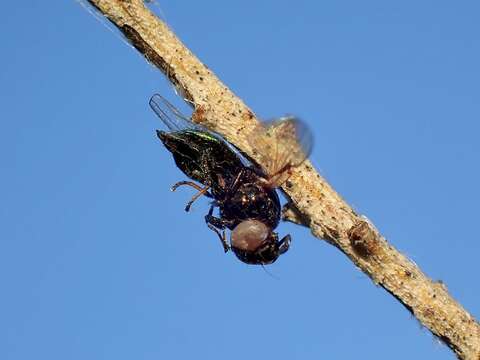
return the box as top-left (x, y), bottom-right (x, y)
top-left (171, 181), bottom-right (212, 212)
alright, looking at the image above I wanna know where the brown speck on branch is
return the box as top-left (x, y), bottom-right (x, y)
top-left (86, 1), bottom-right (479, 358)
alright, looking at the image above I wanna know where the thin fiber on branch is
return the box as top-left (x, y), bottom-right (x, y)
top-left (86, 1), bottom-right (480, 358)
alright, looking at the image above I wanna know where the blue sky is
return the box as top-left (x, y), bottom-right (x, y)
top-left (1, 1), bottom-right (479, 359)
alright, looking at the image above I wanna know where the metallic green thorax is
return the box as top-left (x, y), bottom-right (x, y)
top-left (156, 129), bottom-right (245, 196)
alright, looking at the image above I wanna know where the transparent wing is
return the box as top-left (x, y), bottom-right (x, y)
top-left (247, 117), bottom-right (313, 187)
top-left (149, 94), bottom-right (201, 131)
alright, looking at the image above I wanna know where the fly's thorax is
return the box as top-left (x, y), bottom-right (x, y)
top-left (221, 172), bottom-right (281, 230)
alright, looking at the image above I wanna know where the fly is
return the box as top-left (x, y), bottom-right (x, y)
top-left (150, 94), bottom-right (312, 265)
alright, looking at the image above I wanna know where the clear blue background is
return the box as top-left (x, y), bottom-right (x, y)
top-left (1, 1), bottom-right (479, 359)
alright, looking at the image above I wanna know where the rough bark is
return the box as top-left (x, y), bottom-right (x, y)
top-left (85, 1), bottom-right (480, 358)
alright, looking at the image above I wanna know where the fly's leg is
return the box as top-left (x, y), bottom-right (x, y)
top-left (205, 207), bottom-right (236, 230)
top-left (171, 181), bottom-right (212, 212)
top-left (171, 181), bottom-right (205, 192)
top-left (184, 186), bottom-right (211, 212)
top-left (227, 168), bottom-right (247, 197)
top-left (205, 205), bottom-right (230, 252)
top-left (277, 234), bottom-right (292, 255)
top-left (207, 224), bottom-right (229, 253)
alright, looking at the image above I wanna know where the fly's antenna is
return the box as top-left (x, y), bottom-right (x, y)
top-left (260, 264), bottom-right (279, 280)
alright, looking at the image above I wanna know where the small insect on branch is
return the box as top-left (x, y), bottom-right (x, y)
top-left (84, 1), bottom-right (480, 359)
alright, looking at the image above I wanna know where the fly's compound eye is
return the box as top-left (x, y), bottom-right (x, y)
top-left (230, 219), bottom-right (270, 251)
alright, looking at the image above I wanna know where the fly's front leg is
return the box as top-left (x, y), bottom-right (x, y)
top-left (206, 223), bottom-right (229, 253)
top-left (277, 234), bottom-right (292, 255)
top-left (205, 205), bottom-right (230, 252)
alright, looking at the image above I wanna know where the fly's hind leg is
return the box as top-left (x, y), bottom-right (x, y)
top-left (171, 181), bottom-right (212, 212)
top-left (205, 205), bottom-right (230, 253)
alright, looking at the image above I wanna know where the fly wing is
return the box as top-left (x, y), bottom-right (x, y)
top-left (149, 94), bottom-right (202, 131)
top-left (247, 117), bottom-right (313, 187)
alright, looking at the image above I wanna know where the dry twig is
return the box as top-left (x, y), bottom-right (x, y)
top-left (85, 1), bottom-right (480, 358)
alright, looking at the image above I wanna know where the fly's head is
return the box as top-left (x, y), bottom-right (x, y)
top-left (230, 219), bottom-right (291, 265)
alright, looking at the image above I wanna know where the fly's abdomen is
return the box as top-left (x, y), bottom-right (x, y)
top-left (158, 129), bottom-right (245, 188)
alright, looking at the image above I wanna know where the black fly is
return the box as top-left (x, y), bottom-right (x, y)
top-left (150, 94), bottom-right (312, 264)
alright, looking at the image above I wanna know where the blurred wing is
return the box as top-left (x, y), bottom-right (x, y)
top-left (149, 94), bottom-right (201, 131)
top-left (247, 117), bottom-right (313, 187)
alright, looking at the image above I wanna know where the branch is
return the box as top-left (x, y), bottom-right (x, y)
top-left (86, 1), bottom-right (480, 358)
